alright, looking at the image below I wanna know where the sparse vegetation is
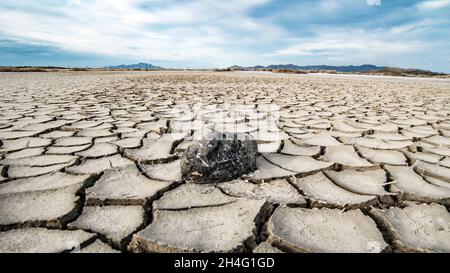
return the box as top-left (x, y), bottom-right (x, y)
top-left (213, 68), bottom-right (232, 72)
top-left (70, 67), bottom-right (89, 71)
top-left (0, 66), bottom-right (90, 72)
top-left (272, 68), bottom-right (309, 74)
top-left (359, 67), bottom-right (447, 77)
top-left (0, 66), bottom-right (49, 72)
top-left (223, 64), bottom-right (448, 78)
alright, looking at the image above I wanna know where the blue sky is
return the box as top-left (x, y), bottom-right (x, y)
top-left (0, 0), bottom-right (449, 72)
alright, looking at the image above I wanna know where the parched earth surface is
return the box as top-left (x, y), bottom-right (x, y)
top-left (0, 71), bottom-right (450, 253)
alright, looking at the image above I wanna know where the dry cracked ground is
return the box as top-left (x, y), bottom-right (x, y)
top-left (0, 71), bottom-right (450, 253)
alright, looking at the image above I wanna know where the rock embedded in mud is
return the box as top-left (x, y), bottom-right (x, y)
top-left (180, 132), bottom-right (258, 183)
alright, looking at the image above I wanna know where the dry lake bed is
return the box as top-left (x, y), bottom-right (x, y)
top-left (0, 71), bottom-right (450, 253)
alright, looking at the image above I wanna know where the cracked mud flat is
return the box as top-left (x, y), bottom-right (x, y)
top-left (0, 71), bottom-right (450, 253)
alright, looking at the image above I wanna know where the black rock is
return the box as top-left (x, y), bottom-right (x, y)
top-left (181, 132), bottom-right (258, 183)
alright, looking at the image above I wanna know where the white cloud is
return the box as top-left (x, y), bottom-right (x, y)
top-left (366, 0), bottom-right (381, 6)
top-left (417, 0), bottom-right (450, 10)
top-left (66, 0), bottom-right (81, 6)
top-left (320, 0), bottom-right (340, 12)
top-left (0, 0), bottom-right (277, 65)
top-left (269, 28), bottom-right (425, 66)
top-left (0, 0), bottom-right (449, 71)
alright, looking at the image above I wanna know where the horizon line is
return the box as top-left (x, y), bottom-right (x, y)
top-left (1, 63), bottom-right (448, 74)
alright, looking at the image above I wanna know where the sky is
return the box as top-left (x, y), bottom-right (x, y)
top-left (0, 0), bottom-right (449, 72)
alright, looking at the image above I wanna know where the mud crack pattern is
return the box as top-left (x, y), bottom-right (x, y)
top-left (0, 71), bottom-right (449, 253)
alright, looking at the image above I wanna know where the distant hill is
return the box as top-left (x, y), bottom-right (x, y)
top-left (228, 64), bottom-right (385, 72)
top-left (227, 65), bottom-right (248, 71)
top-left (268, 64), bottom-right (384, 72)
top-left (225, 64), bottom-right (448, 77)
top-left (360, 67), bottom-right (447, 77)
top-left (106, 63), bottom-right (163, 69)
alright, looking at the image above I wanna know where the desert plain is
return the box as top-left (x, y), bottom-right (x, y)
top-left (0, 71), bottom-right (449, 253)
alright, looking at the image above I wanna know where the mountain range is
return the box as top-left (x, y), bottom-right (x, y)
top-left (106, 62), bottom-right (162, 69)
top-left (228, 64), bottom-right (385, 72)
top-left (104, 62), bottom-right (445, 76)
top-left (106, 63), bottom-right (384, 72)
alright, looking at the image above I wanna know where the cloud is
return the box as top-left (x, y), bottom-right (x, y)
top-left (66, 0), bottom-right (81, 7)
top-left (367, 0), bottom-right (381, 6)
top-left (270, 28), bottom-right (423, 60)
top-left (417, 0), bottom-right (450, 10)
top-left (0, 0), bottom-right (279, 64)
top-left (0, 0), bottom-right (449, 72)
